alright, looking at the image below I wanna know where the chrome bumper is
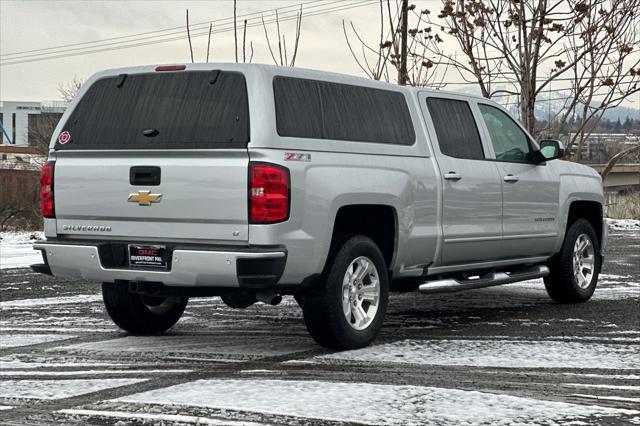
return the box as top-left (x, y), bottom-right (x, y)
top-left (33, 242), bottom-right (285, 287)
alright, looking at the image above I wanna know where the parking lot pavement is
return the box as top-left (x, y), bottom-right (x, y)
top-left (0, 226), bottom-right (638, 425)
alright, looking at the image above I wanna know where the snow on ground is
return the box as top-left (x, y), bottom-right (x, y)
top-left (0, 232), bottom-right (43, 270)
top-left (0, 378), bottom-right (145, 400)
top-left (116, 378), bottom-right (639, 425)
top-left (0, 294), bottom-right (102, 309)
top-left (59, 335), bottom-right (316, 360)
top-left (0, 334), bottom-right (77, 349)
top-left (0, 360), bottom-right (132, 369)
top-left (58, 409), bottom-right (264, 426)
top-left (0, 369), bottom-right (191, 376)
top-left (315, 339), bottom-right (638, 369)
top-left (571, 394), bottom-right (640, 404)
top-left (606, 218), bottom-right (640, 232)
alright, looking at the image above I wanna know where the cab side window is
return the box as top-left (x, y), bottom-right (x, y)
top-left (478, 104), bottom-right (532, 162)
top-left (426, 97), bottom-right (484, 160)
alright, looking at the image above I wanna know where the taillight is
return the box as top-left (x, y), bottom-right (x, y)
top-left (40, 161), bottom-right (55, 218)
top-left (249, 162), bottom-right (290, 224)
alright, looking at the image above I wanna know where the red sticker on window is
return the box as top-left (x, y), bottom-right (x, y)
top-left (58, 131), bottom-right (71, 145)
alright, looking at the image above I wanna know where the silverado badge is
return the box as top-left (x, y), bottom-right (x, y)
top-left (128, 190), bottom-right (162, 206)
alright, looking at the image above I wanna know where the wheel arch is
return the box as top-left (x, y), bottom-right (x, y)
top-left (328, 204), bottom-right (399, 273)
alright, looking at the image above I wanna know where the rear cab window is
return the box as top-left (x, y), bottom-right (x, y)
top-left (426, 97), bottom-right (485, 160)
top-left (56, 71), bottom-right (249, 150)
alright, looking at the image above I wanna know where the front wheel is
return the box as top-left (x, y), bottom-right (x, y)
top-left (301, 235), bottom-right (389, 350)
top-left (544, 219), bottom-right (601, 303)
top-left (102, 282), bottom-right (188, 334)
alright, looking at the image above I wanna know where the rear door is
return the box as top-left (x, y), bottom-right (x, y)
top-left (53, 70), bottom-right (251, 243)
top-left (420, 94), bottom-right (504, 266)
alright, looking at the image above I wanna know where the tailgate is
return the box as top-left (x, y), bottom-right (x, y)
top-left (51, 68), bottom-right (250, 243)
top-left (53, 151), bottom-right (249, 242)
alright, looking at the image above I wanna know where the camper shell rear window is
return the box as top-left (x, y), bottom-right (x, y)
top-left (55, 71), bottom-right (249, 150)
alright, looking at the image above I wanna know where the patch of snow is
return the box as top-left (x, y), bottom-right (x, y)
top-left (60, 335), bottom-right (315, 359)
top-left (607, 218), bottom-right (640, 232)
top-left (572, 394), bottom-right (640, 404)
top-left (0, 369), bottom-right (191, 376)
top-left (0, 232), bottom-right (44, 269)
top-left (0, 360), bottom-right (132, 369)
top-left (564, 383), bottom-right (640, 391)
top-left (0, 378), bottom-right (145, 400)
top-left (58, 409), bottom-right (263, 426)
top-left (117, 379), bottom-right (639, 425)
top-left (562, 373), bottom-right (640, 380)
top-left (0, 334), bottom-right (77, 349)
top-left (0, 327), bottom-right (113, 333)
top-left (316, 339), bottom-right (639, 369)
top-left (0, 294), bottom-right (101, 308)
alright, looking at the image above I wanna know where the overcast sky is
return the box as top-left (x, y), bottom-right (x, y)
top-left (1, 0), bottom-right (429, 101)
top-left (0, 0), bottom-right (638, 114)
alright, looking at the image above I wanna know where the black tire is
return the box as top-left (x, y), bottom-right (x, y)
top-left (102, 282), bottom-right (188, 334)
top-left (301, 235), bottom-right (389, 350)
top-left (544, 218), bottom-right (601, 303)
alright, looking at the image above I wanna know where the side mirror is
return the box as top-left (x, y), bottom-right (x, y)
top-left (538, 139), bottom-right (565, 161)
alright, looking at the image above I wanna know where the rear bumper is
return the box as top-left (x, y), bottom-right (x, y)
top-left (32, 240), bottom-right (286, 288)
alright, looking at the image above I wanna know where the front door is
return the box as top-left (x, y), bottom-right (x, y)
top-left (476, 103), bottom-right (560, 259)
top-left (421, 95), bottom-right (504, 266)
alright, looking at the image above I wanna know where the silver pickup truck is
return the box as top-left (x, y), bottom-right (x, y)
top-left (33, 64), bottom-right (606, 349)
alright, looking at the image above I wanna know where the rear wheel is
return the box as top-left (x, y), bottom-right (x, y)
top-left (102, 282), bottom-right (187, 334)
top-left (301, 235), bottom-right (388, 350)
top-left (544, 219), bottom-right (601, 303)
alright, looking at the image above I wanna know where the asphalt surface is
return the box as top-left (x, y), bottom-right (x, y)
top-left (0, 229), bottom-right (638, 425)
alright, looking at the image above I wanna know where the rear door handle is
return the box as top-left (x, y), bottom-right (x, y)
top-left (503, 174), bottom-right (519, 183)
top-left (443, 172), bottom-right (462, 181)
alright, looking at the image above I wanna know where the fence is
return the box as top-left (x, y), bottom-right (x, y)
top-left (0, 168), bottom-right (41, 230)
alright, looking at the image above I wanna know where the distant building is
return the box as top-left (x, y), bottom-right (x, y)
top-left (566, 133), bottom-right (640, 163)
top-left (0, 101), bottom-right (66, 147)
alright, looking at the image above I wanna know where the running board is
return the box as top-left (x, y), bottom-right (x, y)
top-left (418, 265), bottom-right (549, 295)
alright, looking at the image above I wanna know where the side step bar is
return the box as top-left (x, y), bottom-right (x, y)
top-left (418, 265), bottom-right (549, 295)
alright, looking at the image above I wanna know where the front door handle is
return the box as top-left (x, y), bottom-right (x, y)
top-left (504, 174), bottom-right (519, 183)
top-left (444, 172), bottom-right (462, 181)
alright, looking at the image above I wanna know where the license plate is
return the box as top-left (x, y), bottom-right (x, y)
top-left (128, 245), bottom-right (167, 269)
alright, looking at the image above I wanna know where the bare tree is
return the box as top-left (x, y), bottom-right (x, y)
top-left (58, 77), bottom-right (83, 103)
top-left (262, 6), bottom-right (303, 67)
top-left (29, 109), bottom-right (62, 155)
top-left (31, 78), bottom-right (83, 154)
top-left (343, 1), bottom-right (444, 87)
top-left (600, 144), bottom-right (640, 180)
top-left (206, 23), bottom-right (213, 63)
top-left (234, 0), bottom-right (239, 63)
top-left (437, 0), bottom-right (640, 146)
top-left (242, 19), bottom-right (254, 63)
top-left (185, 4), bottom-right (253, 64)
top-left (186, 9), bottom-right (194, 63)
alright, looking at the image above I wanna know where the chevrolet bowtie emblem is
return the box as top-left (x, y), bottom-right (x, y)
top-left (128, 190), bottom-right (162, 206)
